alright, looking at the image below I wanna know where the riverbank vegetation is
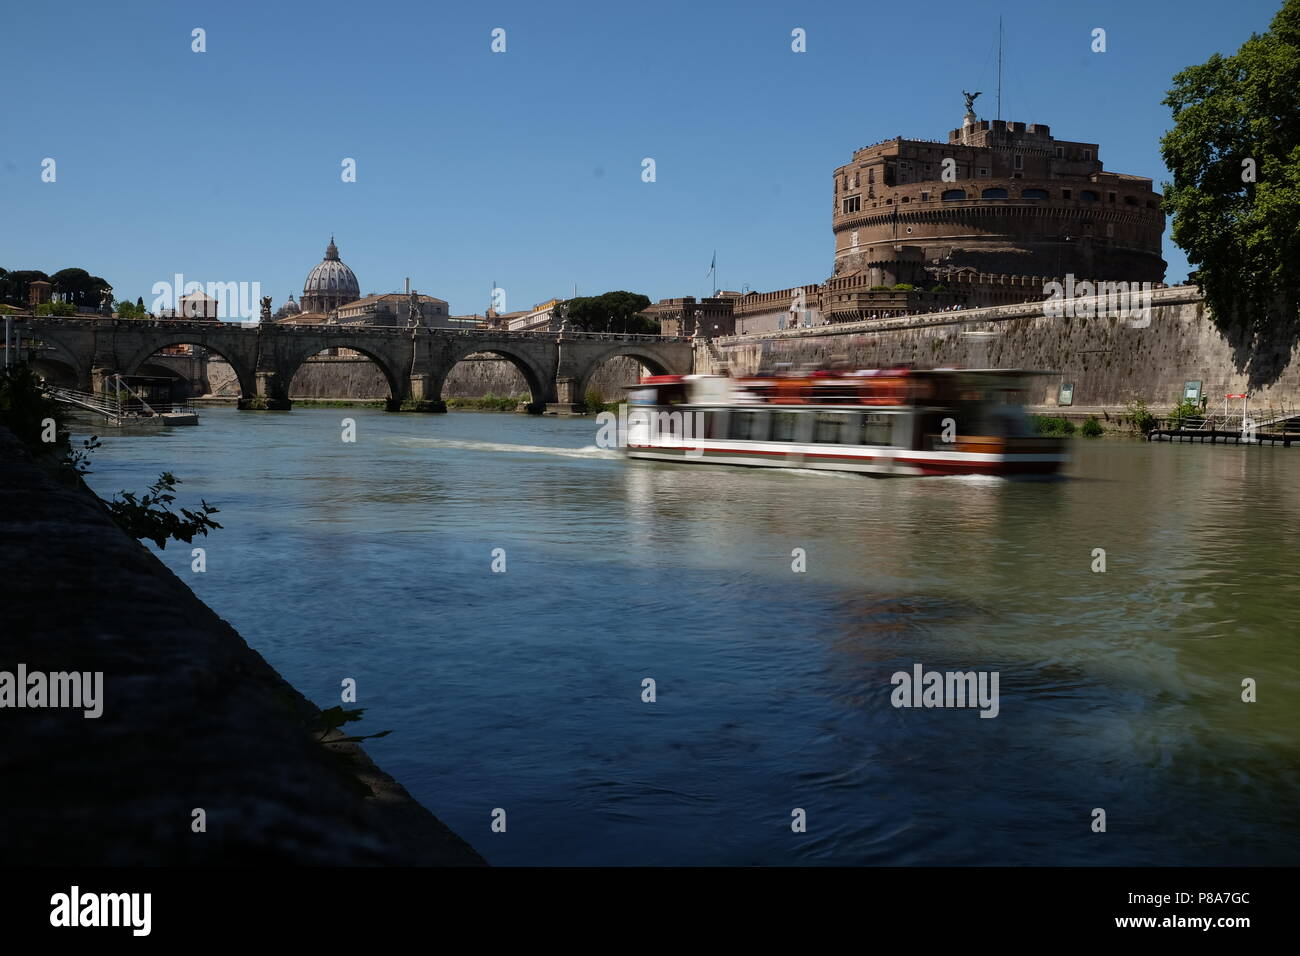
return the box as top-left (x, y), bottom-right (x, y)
top-left (1160, 0), bottom-right (1300, 351)
top-left (583, 389), bottom-right (620, 414)
top-left (0, 363), bottom-right (220, 547)
top-left (445, 393), bottom-right (527, 411)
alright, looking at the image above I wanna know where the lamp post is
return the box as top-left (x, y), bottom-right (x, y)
top-left (1056, 234), bottom-right (1073, 280)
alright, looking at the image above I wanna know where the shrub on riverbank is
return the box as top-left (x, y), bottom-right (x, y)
top-left (0, 362), bottom-right (219, 545)
top-left (1125, 399), bottom-right (1157, 435)
top-left (1081, 416), bottom-right (1104, 437)
top-left (583, 388), bottom-right (620, 414)
top-left (1033, 415), bottom-right (1077, 436)
top-left (445, 393), bottom-right (527, 411)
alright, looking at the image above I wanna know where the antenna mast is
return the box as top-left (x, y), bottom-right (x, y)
top-left (996, 16), bottom-right (1003, 122)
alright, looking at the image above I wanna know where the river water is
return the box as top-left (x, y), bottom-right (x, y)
top-left (79, 407), bottom-right (1300, 866)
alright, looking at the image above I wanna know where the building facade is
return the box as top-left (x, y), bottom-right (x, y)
top-left (644, 111), bottom-right (1169, 332)
top-left (831, 117), bottom-right (1166, 286)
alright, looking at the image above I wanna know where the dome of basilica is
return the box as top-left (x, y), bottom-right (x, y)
top-left (301, 237), bottom-right (360, 313)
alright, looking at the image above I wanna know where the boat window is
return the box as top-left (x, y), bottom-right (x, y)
top-left (705, 409), bottom-right (727, 439)
top-left (861, 413), bottom-right (893, 446)
top-left (771, 411), bottom-right (800, 442)
top-left (730, 410), bottom-right (769, 441)
top-left (813, 413), bottom-right (842, 443)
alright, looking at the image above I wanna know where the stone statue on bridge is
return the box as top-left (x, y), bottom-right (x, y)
top-left (260, 296), bottom-right (273, 323)
top-left (99, 287), bottom-right (115, 316)
top-left (408, 290), bottom-right (421, 328)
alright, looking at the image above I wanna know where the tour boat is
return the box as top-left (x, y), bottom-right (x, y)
top-left (621, 368), bottom-right (1066, 477)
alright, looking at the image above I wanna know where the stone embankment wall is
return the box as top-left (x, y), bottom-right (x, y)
top-left (205, 355), bottom-right (645, 401)
top-left (699, 286), bottom-right (1300, 410)
top-left (0, 426), bottom-right (484, 865)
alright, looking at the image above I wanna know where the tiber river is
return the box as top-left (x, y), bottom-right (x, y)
top-left (80, 407), bottom-right (1300, 866)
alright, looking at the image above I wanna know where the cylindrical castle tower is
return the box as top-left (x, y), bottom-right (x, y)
top-left (831, 119), bottom-right (1166, 285)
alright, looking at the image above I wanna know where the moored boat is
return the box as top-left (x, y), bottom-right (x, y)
top-left (622, 367), bottom-right (1066, 477)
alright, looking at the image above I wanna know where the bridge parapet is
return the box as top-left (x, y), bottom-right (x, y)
top-left (13, 316), bottom-right (698, 412)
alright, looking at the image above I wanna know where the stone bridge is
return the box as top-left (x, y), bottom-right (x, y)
top-left (10, 318), bottom-right (695, 412)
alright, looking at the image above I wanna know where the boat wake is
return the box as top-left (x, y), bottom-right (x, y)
top-left (394, 436), bottom-right (621, 460)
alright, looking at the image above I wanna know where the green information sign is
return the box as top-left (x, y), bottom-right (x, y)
top-left (1058, 383), bottom-right (1075, 407)
top-left (1184, 381), bottom-right (1203, 402)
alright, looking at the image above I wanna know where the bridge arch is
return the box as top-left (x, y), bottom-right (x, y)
top-left (29, 355), bottom-right (82, 389)
top-left (435, 342), bottom-right (555, 407)
top-left (280, 342), bottom-right (408, 405)
top-left (19, 334), bottom-right (90, 389)
top-left (572, 345), bottom-right (680, 405)
top-left (122, 336), bottom-right (258, 400)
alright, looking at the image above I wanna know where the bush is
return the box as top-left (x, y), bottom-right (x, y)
top-left (583, 388), bottom-right (619, 414)
top-left (1033, 415), bottom-right (1077, 436)
top-left (105, 472), bottom-right (221, 549)
top-left (891, 283), bottom-right (916, 291)
top-left (1125, 399), bottom-right (1156, 435)
top-left (1081, 416), bottom-right (1104, 437)
top-left (445, 393), bottom-right (527, 411)
top-left (1168, 398), bottom-right (1201, 427)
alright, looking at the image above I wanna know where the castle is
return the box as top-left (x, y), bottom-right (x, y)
top-left (647, 106), bottom-right (1168, 335)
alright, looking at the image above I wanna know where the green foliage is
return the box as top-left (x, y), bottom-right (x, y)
top-left (315, 706), bottom-right (393, 744)
top-left (583, 388), bottom-right (619, 414)
top-left (49, 268), bottom-right (111, 309)
top-left (0, 269), bottom-right (50, 307)
top-left (0, 363), bottom-right (101, 477)
top-left (0, 363), bottom-right (67, 452)
top-left (444, 393), bottom-right (527, 410)
top-left (1159, 0), bottom-right (1300, 341)
top-left (104, 471), bottom-right (222, 549)
top-left (1126, 398), bottom-right (1157, 434)
top-left (891, 283), bottom-right (916, 291)
top-left (115, 299), bottom-right (149, 319)
top-left (563, 291), bottom-right (656, 334)
top-left (869, 285), bottom-right (892, 291)
top-left (1081, 415), bottom-right (1105, 437)
top-left (1169, 397), bottom-right (1202, 426)
top-left (1033, 415), bottom-right (1077, 436)
top-left (36, 301), bottom-right (76, 316)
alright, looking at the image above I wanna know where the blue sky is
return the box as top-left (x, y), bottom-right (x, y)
top-left (0, 0), bottom-right (1283, 315)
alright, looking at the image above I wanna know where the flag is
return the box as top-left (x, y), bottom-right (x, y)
top-left (707, 251), bottom-right (715, 276)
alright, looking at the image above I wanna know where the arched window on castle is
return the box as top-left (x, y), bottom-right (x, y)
top-left (981, 188), bottom-right (1009, 199)
top-left (941, 189), bottom-right (967, 201)
top-left (1021, 188), bottom-right (1049, 200)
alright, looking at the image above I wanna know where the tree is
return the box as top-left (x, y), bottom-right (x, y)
top-left (36, 301), bottom-right (77, 317)
top-left (563, 291), bottom-right (656, 334)
top-left (0, 270), bottom-right (51, 307)
top-left (1160, 0), bottom-right (1300, 374)
top-left (49, 268), bottom-right (111, 309)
